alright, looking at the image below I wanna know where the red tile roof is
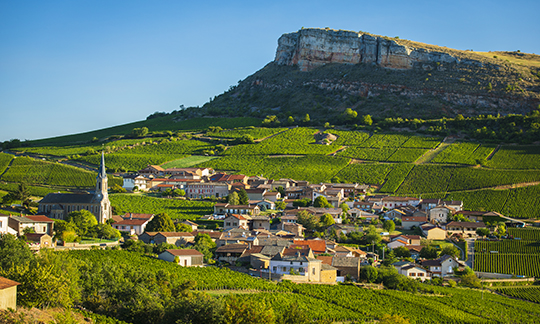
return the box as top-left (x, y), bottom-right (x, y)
top-left (25, 215), bottom-right (54, 223)
top-left (292, 240), bottom-right (326, 253)
top-left (114, 219), bottom-right (149, 226)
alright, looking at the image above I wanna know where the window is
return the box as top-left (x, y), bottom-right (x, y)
top-left (290, 261), bottom-right (293, 265)
top-left (273, 266), bottom-right (277, 272)
top-left (419, 273), bottom-right (424, 277)
top-left (282, 267), bottom-right (287, 272)
top-left (312, 268), bottom-right (315, 275)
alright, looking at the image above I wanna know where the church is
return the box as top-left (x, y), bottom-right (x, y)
top-left (38, 152), bottom-right (112, 223)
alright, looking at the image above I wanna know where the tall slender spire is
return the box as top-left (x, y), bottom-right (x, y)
top-left (98, 151), bottom-right (107, 179)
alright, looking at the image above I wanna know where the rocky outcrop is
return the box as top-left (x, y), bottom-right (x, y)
top-left (275, 28), bottom-right (473, 71)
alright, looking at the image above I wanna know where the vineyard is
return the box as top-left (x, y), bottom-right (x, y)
top-left (0, 156), bottom-right (122, 188)
top-left (431, 143), bottom-right (496, 165)
top-left (109, 194), bottom-right (214, 220)
top-left (64, 249), bottom-right (540, 324)
top-left (486, 146), bottom-right (540, 169)
top-left (496, 287), bottom-right (540, 304)
top-left (0, 153), bottom-right (13, 175)
top-left (206, 127), bottom-right (287, 140)
top-left (474, 228), bottom-right (540, 277)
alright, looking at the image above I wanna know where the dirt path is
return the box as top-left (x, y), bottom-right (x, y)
top-left (0, 155), bottom-right (15, 179)
top-left (255, 127), bottom-right (291, 143)
top-left (486, 145), bottom-right (501, 160)
top-left (414, 136), bottom-right (454, 164)
top-left (327, 146), bottom-right (347, 156)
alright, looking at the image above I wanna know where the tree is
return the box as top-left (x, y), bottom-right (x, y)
top-left (360, 265), bottom-right (378, 283)
top-left (495, 222), bottom-right (506, 237)
top-left (383, 220), bottom-right (395, 233)
top-left (297, 210), bottom-right (320, 232)
top-left (440, 245), bottom-right (460, 259)
top-left (319, 213), bottom-right (335, 229)
top-left (224, 295), bottom-right (276, 324)
top-left (111, 184), bottom-right (127, 193)
top-left (382, 249), bottom-right (398, 266)
top-left (89, 223), bottom-right (121, 239)
top-left (145, 213), bottom-right (175, 232)
top-left (193, 233), bottom-right (216, 261)
top-left (394, 246), bottom-right (411, 258)
top-left (238, 134), bottom-right (255, 144)
top-left (362, 114), bottom-right (373, 126)
top-left (342, 108), bottom-right (358, 123)
top-left (276, 186), bottom-right (285, 197)
top-left (15, 182), bottom-right (30, 203)
top-left (419, 246), bottom-right (438, 259)
top-left (302, 114), bottom-right (310, 124)
top-left (66, 210), bottom-right (98, 236)
top-left (131, 127), bottom-right (148, 137)
top-left (476, 227), bottom-right (490, 238)
top-left (238, 188), bottom-right (249, 205)
top-left (175, 223), bottom-right (193, 232)
top-left (1, 192), bottom-right (17, 206)
top-left (339, 202), bottom-right (350, 212)
top-left (227, 192), bottom-right (239, 205)
top-left (293, 198), bottom-right (311, 207)
top-left (287, 116), bottom-right (295, 125)
top-left (275, 201), bottom-right (286, 210)
top-left (313, 196), bottom-right (332, 208)
top-left (173, 189), bottom-right (186, 197)
top-left (0, 234), bottom-right (34, 270)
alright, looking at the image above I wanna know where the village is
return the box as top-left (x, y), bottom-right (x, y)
top-left (0, 156), bottom-right (528, 298)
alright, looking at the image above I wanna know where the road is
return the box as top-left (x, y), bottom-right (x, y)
top-left (465, 238), bottom-right (475, 269)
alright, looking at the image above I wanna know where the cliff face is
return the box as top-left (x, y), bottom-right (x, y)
top-left (275, 28), bottom-right (467, 71)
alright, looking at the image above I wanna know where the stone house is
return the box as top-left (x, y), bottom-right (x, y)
top-left (421, 255), bottom-right (460, 277)
top-left (429, 205), bottom-right (456, 223)
top-left (24, 233), bottom-right (54, 250)
top-left (223, 214), bottom-right (249, 230)
top-left (215, 243), bottom-right (249, 264)
top-left (445, 221), bottom-right (486, 238)
top-left (7, 215), bottom-right (54, 236)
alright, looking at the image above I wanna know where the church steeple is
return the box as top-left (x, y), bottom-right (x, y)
top-left (95, 151), bottom-right (108, 200)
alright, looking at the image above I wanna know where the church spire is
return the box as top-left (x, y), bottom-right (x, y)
top-left (98, 151), bottom-right (107, 179)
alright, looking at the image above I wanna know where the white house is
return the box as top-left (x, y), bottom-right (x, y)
top-left (269, 253), bottom-right (323, 282)
top-left (0, 214), bottom-right (16, 235)
top-left (158, 249), bottom-right (204, 267)
top-left (421, 255), bottom-right (460, 277)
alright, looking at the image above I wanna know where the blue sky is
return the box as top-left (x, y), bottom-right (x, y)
top-left (1, 0), bottom-right (539, 142)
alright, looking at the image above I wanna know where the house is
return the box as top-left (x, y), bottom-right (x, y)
top-left (269, 253), bottom-right (329, 282)
top-left (122, 174), bottom-right (150, 191)
top-left (113, 218), bottom-right (152, 235)
top-left (332, 245), bottom-right (366, 258)
top-left (249, 216), bottom-right (271, 231)
top-left (215, 243), bottom-right (249, 264)
top-left (401, 216), bottom-right (428, 230)
top-left (158, 249), bottom-right (204, 266)
top-left (186, 182), bottom-right (229, 199)
top-left (214, 203), bottom-right (260, 216)
top-left (283, 245), bottom-right (314, 258)
top-left (421, 255), bottom-right (460, 277)
top-left (390, 235), bottom-right (422, 246)
top-left (180, 220), bottom-right (199, 231)
top-left (385, 208), bottom-right (407, 220)
top-left (458, 210), bottom-right (486, 222)
top-left (387, 239), bottom-right (409, 250)
top-left (7, 215), bottom-right (54, 236)
top-left (245, 188), bottom-right (266, 201)
top-left (139, 165), bottom-right (165, 176)
top-left (421, 199), bottom-right (463, 212)
top-left (420, 224), bottom-right (447, 240)
top-left (38, 153), bottom-right (112, 223)
top-left (291, 239), bottom-right (327, 254)
top-left (263, 191), bottom-right (281, 202)
top-left (429, 205), bottom-right (456, 223)
top-left (347, 209), bottom-right (378, 222)
top-left (281, 223), bottom-right (304, 237)
top-left (217, 228), bottom-right (257, 246)
top-left (445, 221), bottom-right (486, 238)
top-left (392, 261), bottom-right (430, 281)
top-left (139, 232), bottom-right (195, 246)
top-left (223, 214), bottom-right (249, 230)
top-left (24, 233), bottom-right (53, 250)
top-left (285, 207), bottom-right (343, 224)
top-left (325, 183), bottom-right (369, 197)
top-left (317, 255), bottom-right (362, 280)
top-left (0, 276), bottom-right (20, 310)
top-left (250, 200), bottom-right (275, 211)
top-left (381, 196), bottom-right (421, 209)
top-left (0, 214), bottom-right (16, 235)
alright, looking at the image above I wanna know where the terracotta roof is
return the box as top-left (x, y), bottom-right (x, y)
top-left (316, 256), bottom-right (333, 265)
top-left (24, 215), bottom-right (54, 223)
top-left (283, 246), bottom-right (311, 256)
top-left (227, 214), bottom-right (247, 221)
top-left (24, 233), bottom-right (49, 241)
top-left (292, 240), bottom-right (326, 253)
top-left (156, 232), bottom-right (195, 237)
top-left (124, 213), bottom-right (154, 220)
top-left (114, 219), bottom-right (149, 226)
top-left (402, 216), bottom-right (428, 222)
top-left (0, 276), bottom-right (20, 289)
top-left (164, 249), bottom-right (203, 256)
top-left (405, 245), bottom-right (424, 252)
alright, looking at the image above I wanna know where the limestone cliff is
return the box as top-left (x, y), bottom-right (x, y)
top-left (275, 28), bottom-right (473, 71)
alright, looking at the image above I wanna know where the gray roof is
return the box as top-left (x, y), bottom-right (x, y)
top-left (260, 245), bottom-right (285, 257)
top-left (39, 193), bottom-right (95, 204)
top-left (331, 256), bottom-right (360, 268)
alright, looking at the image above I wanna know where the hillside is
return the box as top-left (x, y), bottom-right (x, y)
top-left (204, 28), bottom-right (540, 120)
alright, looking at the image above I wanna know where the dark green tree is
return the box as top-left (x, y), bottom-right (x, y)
top-left (393, 246), bottom-right (411, 258)
top-left (313, 196), bottom-right (332, 208)
top-left (419, 245), bottom-right (439, 259)
top-left (193, 233), bottom-right (216, 261)
top-left (145, 213), bottom-right (175, 232)
top-left (383, 220), bottom-right (395, 233)
top-left (360, 265), bottom-right (378, 283)
top-left (238, 188), bottom-right (249, 205)
top-left (227, 192), bottom-right (239, 205)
